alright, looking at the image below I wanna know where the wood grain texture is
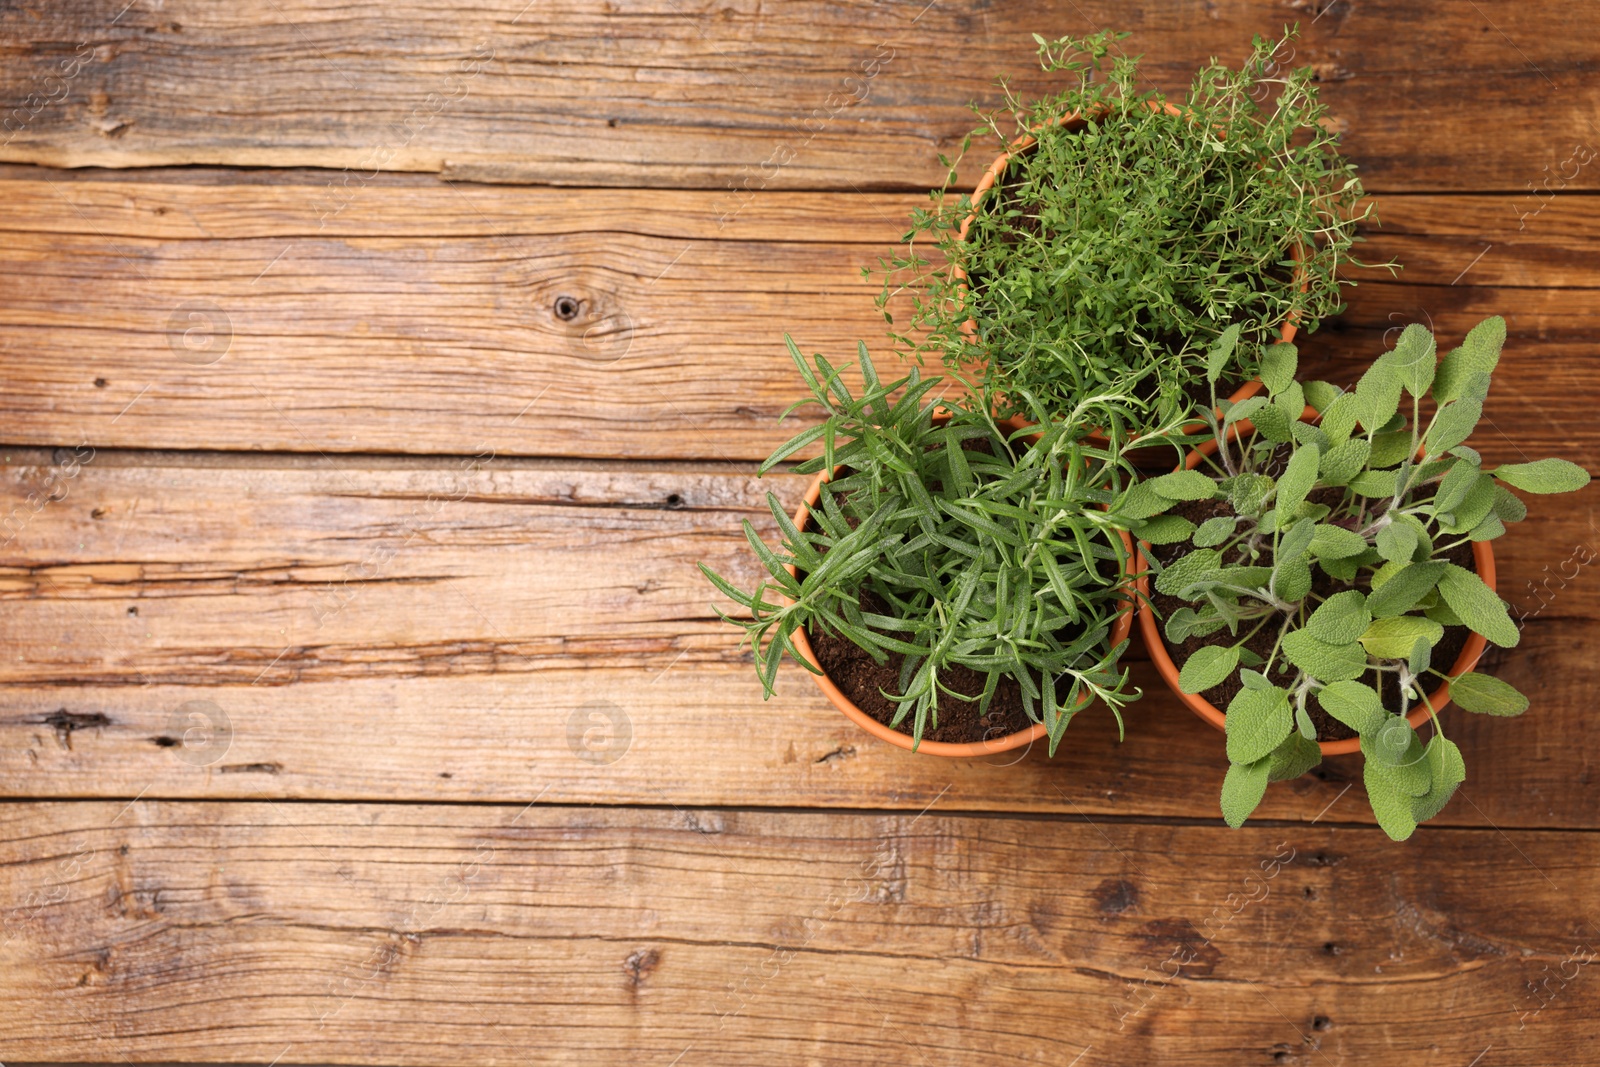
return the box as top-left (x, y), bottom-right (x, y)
top-left (1, 802), bottom-right (1597, 1065)
top-left (1, 2), bottom-right (1597, 193)
top-left (4, 175), bottom-right (1600, 462)
top-left (0, 458), bottom-right (1593, 829)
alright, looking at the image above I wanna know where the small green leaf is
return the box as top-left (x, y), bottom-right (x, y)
top-left (1165, 606), bottom-right (1227, 643)
top-left (1302, 380), bottom-right (1343, 414)
top-left (1206, 323), bottom-right (1243, 385)
top-left (1375, 520), bottom-right (1419, 564)
top-left (1251, 401), bottom-right (1293, 443)
top-left (1434, 316), bottom-right (1505, 403)
top-left (1368, 430), bottom-right (1416, 470)
top-left (1228, 473), bottom-right (1275, 516)
top-left (1366, 560), bottom-right (1446, 618)
top-left (1179, 645), bottom-right (1240, 694)
top-left (1259, 341), bottom-right (1298, 395)
top-left (1308, 523), bottom-right (1370, 560)
top-left (1364, 764), bottom-right (1418, 841)
top-left (1491, 483), bottom-right (1528, 523)
top-left (1492, 458), bottom-right (1591, 495)
top-left (1274, 445), bottom-right (1320, 528)
top-left (1147, 470), bottom-right (1220, 501)
top-left (1359, 616), bottom-right (1444, 659)
top-left (1316, 680), bottom-right (1386, 734)
top-left (1320, 391), bottom-right (1361, 446)
top-left (1305, 590), bottom-right (1372, 644)
top-left (1154, 548), bottom-right (1223, 596)
top-left (1118, 481), bottom-right (1174, 521)
top-left (1318, 438), bottom-right (1372, 486)
top-left (1221, 756), bottom-right (1271, 828)
top-left (1449, 671), bottom-right (1530, 716)
top-left (1272, 556), bottom-right (1313, 603)
top-left (1192, 515), bottom-right (1237, 548)
top-left (1425, 399), bottom-right (1482, 456)
top-left (1408, 635), bottom-right (1432, 676)
top-left (1391, 323), bottom-right (1437, 398)
top-left (1411, 735), bottom-right (1467, 823)
top-left (1349, 469), bottom-right (1398, 497)
top-left (1354, 359), bottom-right (1403, 430)
top-left (1138, 514), bottom-right (1198, 545)
top-left (1226, 684), bottom-right (1292, 765)
top-left (1436, 563), bottom-right (1520, 647)
top-left (1282, 628), bottom-right (1368, 682)
top-left (1268, 730), bottom-right (1323, 782)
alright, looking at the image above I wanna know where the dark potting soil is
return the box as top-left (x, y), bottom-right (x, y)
top-left (1148, 491), bottom-right (1474, 743)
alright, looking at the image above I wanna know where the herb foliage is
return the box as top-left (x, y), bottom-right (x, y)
top-left (699, 338), bottom-right (1141, 752)
top-left (1125, 318), bottom-right (1590, 838)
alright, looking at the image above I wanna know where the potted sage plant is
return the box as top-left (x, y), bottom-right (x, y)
top-left (1126, 317), bottom-right (1589, 838)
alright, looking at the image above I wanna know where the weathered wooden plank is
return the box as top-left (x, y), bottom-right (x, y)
top-left (3, 176), bottom-right (1600, 461)
top-left (0, 1), bottom-right (1596, 194)
top-left (1, 801), bottom-right (1596, 1064)
top-left (0, 458), bottom-right (1593, 828)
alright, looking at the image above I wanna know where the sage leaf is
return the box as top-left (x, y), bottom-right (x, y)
top-left (1492, 458), bottom-right (1591, 495)
top-left (1305, 590), bottom-right (1371, 645)
top-left (1436, 562), bottom-right (1519, 647)
top-left (1450, 671), bottom-right (1530, 716)
top-left (1192, 515), bottom-right (1237, 548)
top-left (1267, 730), bottom-right (1323, 782)
top-left (1391, 322), bottom-right (1437, 398)
top-left (1226, 684), bottom-right (1292, 765)
top-left (1221, 756), bottom-right (1271, 828)
top-left (1359, 616), bottom-right (1444, 659)
top-left (1282, 628), bottom-right (1367, 682)
top-left (1147, 469), bottom-right (1220, 501)
top-left (1316, 680), bottom-right (1386, 735)
top-left (1365, 560), bottom-right (1446, 618)
top-left (1178, 644), bottom-right (1240, 694)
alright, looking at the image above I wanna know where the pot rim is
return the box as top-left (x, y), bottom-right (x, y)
top-left (1133, 407), bottom-right (1496, 757)
top-left (783, 417), bottom-right (1138, 758)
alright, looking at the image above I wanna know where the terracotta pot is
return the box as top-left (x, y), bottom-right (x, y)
top-left (951, 104), bottom-right (1305, 447)
top-left (783, 417), bottom-right (1138, 757)
top-left (1133, 408), bottom-right (1495, 757)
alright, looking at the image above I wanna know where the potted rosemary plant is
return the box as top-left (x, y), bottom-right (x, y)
top-left (701, 338), bottom-right (1140, 756)
top-left (1126, 317), bottom-right (1590, 838)
top-left (874, 27), bottom-right (1376, 439)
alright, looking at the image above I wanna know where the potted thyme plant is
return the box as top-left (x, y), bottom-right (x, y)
top-left (873, 27), bottom-right (1377, 439)
top-left (1126, 317), bottom-right (1590, 838)
top-left (700, 338), bottom-right (1141, 756)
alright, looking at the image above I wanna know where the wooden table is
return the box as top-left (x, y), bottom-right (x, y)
top-left (2, 3), bottom-right (1598, 1063)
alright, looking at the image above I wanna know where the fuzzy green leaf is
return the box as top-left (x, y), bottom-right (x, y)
top-left (1251, 401), bottom-right (1293, 443)
top-left (1138, 514), bottom-right (1198, 545)
top-left (1268, 730), bottom-right (1323, 782)
top-left (1119, 481), bottom-right (1174, 521)
top-left (1449, 670), bottom-right (1530, 716)
top-left (1147, 470), bottom-right (1221, 501)
top-left (1154, 548), bottom-right (1223, 596)
top-left (1374, 520), bottom-right (1419, 565)
top-left (1436, 563), bottom-right (1519, 647)
top-left (1282, 628), bottom-right (1368, 682)
top-left (1165, 606), bottom-right (1227, 643)
top-left (1221, 756), bottom-right (1271, 828)
top-left (1303, 380), bottom-right (1344, 414)
top-left (1274, 445), bottom-right (1320, 529)
top-left (1259, 342), bottom-right (1298, 395)
top-left (1364, 764), bottom-right (1419, 841)
top-left (1318, 438), bottom-right (1371, 487)
top-left (1228, 473), bottom-right (1275, 516)
top-left (1192, 515), bottom-right (1237, 548)
top-left (1308, 523), bottom-right (1370, 560)
top-left (1434, 316), bottom-right (1505, 403)
top-left (1225, 684), bottom-right (1292, 765)
top-left (1425, 399), bottom-right (1482, 456)
top-left (1273, 556), bottom-right (1314, 603)
top-left (1491, 483), bottom-right (1528, 523)
top-left (1354, 359), bottom-right (1403, 430)
top-left (1359, 615), bottom-right (1444, 659)
top-left (1368, 431), bottom-right (1416, 470)
top-left (1391, 323), bottom-right (1438, 398)
top-left (1305, 590), bottom-right (1372, 645)
top-left (1316, 680), bottom-right (1386, 735)
top-left (1492, 458), bottom-right (1592, 495)
top-left (1349, 469), bottom-right (1398, 498)
top-left (1206, 323), bottom-right (1243, 385)
top-left (1179, 644), bottom-right (1240, 695)
top-left (1366, 560), bottom-right (1446, 618)
top-left (1411, 735), bottom-right (1467, 823)
top-left (1320, 391), bottom-right (1361, 446)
